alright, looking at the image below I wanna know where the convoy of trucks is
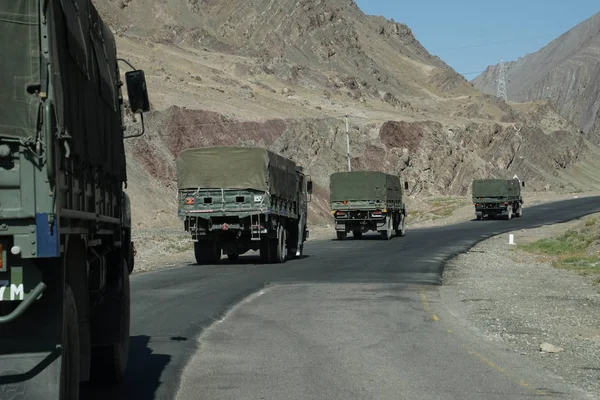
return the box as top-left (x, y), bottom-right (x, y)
top-left (0, 3), bottom-right (533, 399)
top-left (329, 171), bottom-right (408, 240)
top-left (472, 178), bottom-right (525, 220)
top-left (176, 147), bottom-right (313, 264)
top-left (0, 0), bottom-right (150, 399)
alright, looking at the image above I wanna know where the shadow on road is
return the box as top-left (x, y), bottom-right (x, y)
top-left (82, 335), bottom-right (173, 400)
top-left (189, 254), bottom-right (312, 266)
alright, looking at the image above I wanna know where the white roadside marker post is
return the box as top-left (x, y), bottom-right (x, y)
top-left (509, 234), bottom-right (515, 245)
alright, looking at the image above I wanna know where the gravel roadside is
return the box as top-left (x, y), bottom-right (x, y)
top-left (440, 214), bottom-right (600, 398)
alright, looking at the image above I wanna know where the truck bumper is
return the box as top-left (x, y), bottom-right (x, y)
top-left (0, 350), bottom-right (61, 399)
top-left (475, 207), bottom-right (508, 217)
top-left (334, 217), bottom-right (386, 232)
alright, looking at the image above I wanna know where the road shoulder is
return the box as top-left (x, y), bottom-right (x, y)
top-left (440, 215), bottom-right (600, 399)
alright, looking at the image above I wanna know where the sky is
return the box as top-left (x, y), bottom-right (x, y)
top-left (354, 0), bottom-right (600, 79)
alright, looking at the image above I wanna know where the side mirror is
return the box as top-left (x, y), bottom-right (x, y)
top-left (522, 181), bottom-right (526, 187)
top-left (404, 182), bottom-right (409, 191)
top-left (125, 70), bottom-right (150, 114)
top-left (307, 180), bottom-right (313, 194)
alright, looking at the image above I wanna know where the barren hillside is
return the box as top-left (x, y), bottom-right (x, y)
top-left (94, 0), bottom-right (600, 229)
top-left (472, 12), bottom-right (600, 139)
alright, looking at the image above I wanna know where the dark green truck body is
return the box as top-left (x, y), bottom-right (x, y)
top-left (329, 171), bottom-right (407, 240)
top-left (472, 178), bottom-right (524, 220)
top-left (0, 1), bottom-right (150, 398)
top-left (177, 147), bottom-right (312, 264)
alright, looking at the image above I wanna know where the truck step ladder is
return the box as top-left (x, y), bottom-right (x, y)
top-left (250, 214), bottom-right (261, 241)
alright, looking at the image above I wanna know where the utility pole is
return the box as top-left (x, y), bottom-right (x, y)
top-left (345, 114), bottom-right (351, 171)
top-left (496, 57), bottom-right (508, 102)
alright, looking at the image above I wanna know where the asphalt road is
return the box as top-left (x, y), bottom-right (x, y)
top-left (84, 196), bottom-right (600, 400)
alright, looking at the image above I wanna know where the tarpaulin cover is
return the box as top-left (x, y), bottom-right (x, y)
top-left (45, 0), bottom-right (126, 180)
top-left (176, 147), bottom-right (298, 200)
top-left (330, 171), bottom-right (402, 202)
top-left (472, 179), bottom-right (521, 198)
top-left (0, 0), bottom-right (40, 138)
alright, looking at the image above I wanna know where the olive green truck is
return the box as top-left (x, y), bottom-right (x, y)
top-left (330, 171), bottom-right (408, 240)
top-left (472, 178), bottom-right (525, 220)
top-left (177, 147), bottom-right (313, 264)
top-left (0, 1), bottom-right (150, 399)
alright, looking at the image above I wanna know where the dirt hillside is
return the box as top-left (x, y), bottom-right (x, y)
top-left (92, 0), bottom-right (600, 228)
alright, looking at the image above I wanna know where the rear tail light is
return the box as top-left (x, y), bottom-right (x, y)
top-left (336, 211), bottom-right (346, 216)
top-left (0, 243), bottom-right (3, 270)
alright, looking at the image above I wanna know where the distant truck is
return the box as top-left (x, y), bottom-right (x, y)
top-left (472, 178), bottom-right (525, 220)
top-left (330, 171), bottom-right (408, 240)
top-left (0, 1), bottom-right (150, 399)
top-left (176, 146), bottom-right (313, 264)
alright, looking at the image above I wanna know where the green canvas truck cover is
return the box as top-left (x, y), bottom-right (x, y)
top-left (176, 146), bottom-right (298, 200)
top-left (472, 179), bottom-right (521, 198)
top-left (330, 171), bottom-right (402, 202)
top-left (0, 0), bottom-right (128, 180)
top-left (0, 0), bottom-right (40, 140)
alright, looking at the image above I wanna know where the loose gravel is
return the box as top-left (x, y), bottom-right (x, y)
top-left (441, 215), bottom-right (600, 398)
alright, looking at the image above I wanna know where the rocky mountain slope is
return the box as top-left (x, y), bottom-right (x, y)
top-left (93, 0), bottom-right (600, 228)
top-left (472, 12), bottom-right (600, 139)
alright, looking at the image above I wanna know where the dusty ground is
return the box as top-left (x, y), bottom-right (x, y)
top-left (441, 213), bottom-right (600, 397)
top-left (132, 190), bottom-right (600, 274)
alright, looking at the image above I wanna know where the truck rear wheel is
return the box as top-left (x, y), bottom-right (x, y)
top-left (194, 240), bottom-right (221, 264)
top-left (381, 217), bottom-right (392, 240)
top-left (352, 230), bottom-right (363, 239)
top-left (336, 231), bottom-right (347, 240)
top-left (270, 224), bottom-right (286, 264)
top-left (61, 284), bottom-right (80, 400)
top-left (395, 215), bottom-right (406, 237)
top-left (260, 237), bottom-right (270, 262)
top-left (90, 260), bottom-right (130, 383)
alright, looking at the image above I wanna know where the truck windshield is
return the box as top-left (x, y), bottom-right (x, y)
top-left (0, 0), bottom-right (40, 139)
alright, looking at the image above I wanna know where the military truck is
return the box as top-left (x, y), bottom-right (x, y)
top-left (177, 147), bottom-right (313, 264)
top-left (472, 178), bottom-right (525, 220)
top-left (0, 1), bottom-right (150, 399)
top-left (330, 171), bottom-right (408, 240)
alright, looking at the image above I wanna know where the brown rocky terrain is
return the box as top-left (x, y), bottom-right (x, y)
top-left (93, 0), bottom-right (600, 236)
top-left (472, 11), bottom-right (600, 139)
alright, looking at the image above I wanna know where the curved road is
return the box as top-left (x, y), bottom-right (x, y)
top-left (84, 196), bottom-right (600, 399)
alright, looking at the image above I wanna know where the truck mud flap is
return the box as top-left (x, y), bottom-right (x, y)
top-left (0, 349), bottom-right (61, 399)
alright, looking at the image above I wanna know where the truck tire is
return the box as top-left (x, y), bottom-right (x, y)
top-left (90, 260), bottom-right (130, 383)
top-left (516, 205), bottom-right (523, 217)
top-left (352, 230), bottom-right (363, 239)
top-left (260, 237), bottom-right (270, 262)
top-left (227, 253), bottom-right (240, 261)
top-left (278, 226), bottom-right (286, 263)
top-left (396, 215), bottom-right (406, 237)
top-left (476, 215), bottom-right (482, 221)
top-left (267, 224), bottom-right (285, 263)
top-left (381, 217), bottom-right (392, 240)
top-left (336, 231), bottom-right (347, 240)
top-left (194, 240), bottom-right (221, 264)
top-left (61, 284), bottom-right (80, 400)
